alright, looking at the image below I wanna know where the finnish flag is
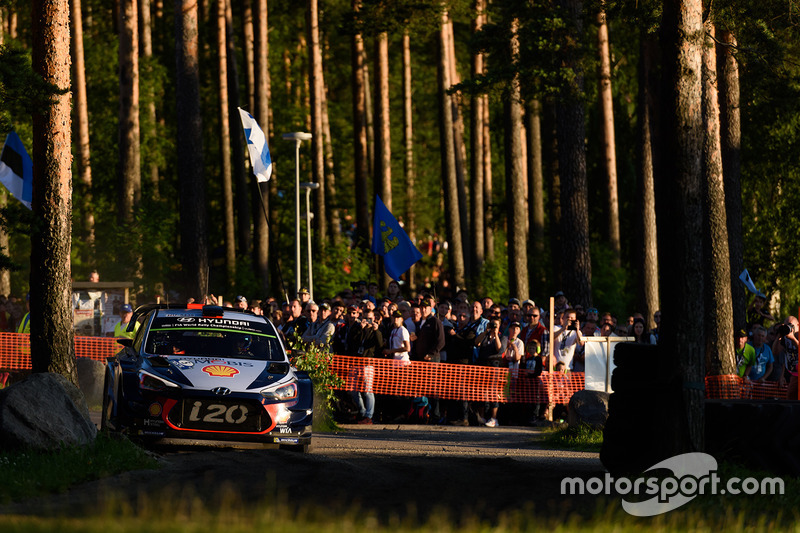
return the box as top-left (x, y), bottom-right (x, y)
top-left (0, 131), bottom-right (32, 209)
top-left (238, 107), bottom-right (272, 183)
top-left (739, 269), bottom-right (763, 297)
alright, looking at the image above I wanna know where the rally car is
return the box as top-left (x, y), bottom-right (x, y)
top-left (101, 303), bottom-right (313, 452)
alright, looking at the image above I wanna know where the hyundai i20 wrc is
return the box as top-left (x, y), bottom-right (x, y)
top-left (102, 304), bottom-right (313, 452)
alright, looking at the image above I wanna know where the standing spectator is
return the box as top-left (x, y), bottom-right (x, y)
top-left (281, 299), bottom-right (305, 343)
top-left (735, 328), bottom-right (756, 379)
top-left (383, 310), bottom-right (411, 362)
top-left (446, 309), bottom-right (476, 425)
top-left (649, 310), bottom-right (661, 344)
top-left (481, 297), bottom-right (494, 319)
top-left (771, 317), bottom-right (799, 389)
top-left (336, 306), bottom-right (383, 424)
top-left (474, 317), bottom-right (503, 427)
top-left (302, 302), bottom-right (335, 347)
top-left (234, 295), bottom-right (248, 310)
top-left (553, 308), bottom-right (585, 370)
top-left (748, 325), bottom-right (774, 383)
top-left (553, 291), bottom-right (570, 316)
top-left (521, 306), bottom-right (549, 364)
top-left (109, 303), bottom-right (139, 339)
top-left (747, 294), bottom-right (776, 332)
top-left (502, 322), bottom-right (524, 370)
top-left (367, 282), bottom-right (380, 301)
top-left (386, 280), bottom-right (402, 301)
top-left (631, 318), bottom-right (651, 344)
top-left (415, 299), bottom-right (445, 421)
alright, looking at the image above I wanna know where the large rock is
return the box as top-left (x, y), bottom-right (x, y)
top-left (567, 389), bottom-right (610, 428)
top-left (77, 357), bottom-right (106, 408)
top-left (0, 373), bottom-right (97, 451)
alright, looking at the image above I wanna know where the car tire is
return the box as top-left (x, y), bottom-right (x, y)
top-left (279, 443), bottom-right (309, 453)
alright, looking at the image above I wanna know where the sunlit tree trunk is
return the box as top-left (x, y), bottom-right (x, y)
top-left (374, 30), bottom-right (391, 286)
top-left (597, 3), bottom-right (620, 268)
top-left (140, 0), bottom-right (160, 200)
top-left (322, 73), bottom-right (340, 245)
top-left (528, 99), bottom-right (545, 290)
top-left (702, 22), bottom-right (735, 376)
top-left (402, 29), bottom-right (416, 286)
top-left (253, 0), bottom-right (270, 293)
top-left (31, 0), bottom-right (77, 382)
top-left (308, 0), bottom-right (327, 248)
top-left (175, 0), bottom-right (208, 299)
top-left (217, 0), bottom-right (235, 291)
top-left (438, 11), bottom-right (465, 288)
top-left (351, 0), bottom-right (369, 248)
top-left (71, 0), bottom-right (95, 254)
top-left (242, 0), bottom-right (255, 113)
top-left (363, 47), bottom-right (375, 182)
top-left (483, 94), bottom-right (494, 262)
top-left (718, 28), bottom-right (745, 334)
top-left (469, 0), bottom-right (485, 279)
top-left (657, 0), bottom-right (705, 452)
top-left (118, 0), bottom-right (141, 222)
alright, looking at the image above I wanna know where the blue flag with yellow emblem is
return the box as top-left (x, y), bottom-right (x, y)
top-left (371, 195), bottom-right (423, 281)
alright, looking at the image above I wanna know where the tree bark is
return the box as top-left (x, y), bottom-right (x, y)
top-left (505, 18), bottom-right (529, 300)
top-left (657, 0), bottom-right (705, 453)
top-left (175, 0), bottom-right (208, 300)
top-left (217, 0), bottom-right (235, 291)
top-left (118, 0), bottom-right (141, 223)
top-left (322, 74), bottom-right (340, 246)
top-left (252, 0), bottom-right (269, 293)
top-left (469, 0), bottom-right (485, 278)
top-left (402, 29), bottom-right (416, 286)
top-left (439, 13), bottom-right (465, 288)
top-left (544, 101), bottom-right (561, 287)
top-left (140, 0), bottom-right (160, 200)
top-left (242, 0), bottom-right (255, 113)
top-left (528, 99), bottom-right (545, 291)
top-left (31, 0), bottom-right (77, 382)
top-left (309, 0), bottom-right (327, 249)
top-left (483, 94), bottom-right (494, 263)
top-left (702, 22), bottom-right (736, 376)
top-left (71, 0), bottom-right (95, 254)
top-left (0, 190), bottom-right (8, 295)
top-left (597, 3), bottom-right (621, 269)
top-left (351, 0), bottom-right (369, 248)
top-left (374, 30), bottom-right (391, 287)
top-left (556, 0), bottom-right (592, 307)
top-left (226, 0), bottom-right (249, 259)
top-left (718, 29), bottom-right (745, 334)
top-left (636, 31), bottom-right (660, 329)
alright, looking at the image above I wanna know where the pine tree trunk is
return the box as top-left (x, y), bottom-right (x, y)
top-left (140, 0), bottom-right (160, 200)
top-left (702, 22), bottom-right (736, 376)
top-left (469, 0), bottom-right (485, 278)
top-left (374, 31), bottom-right (391, 287)
top-left (175, 0), bottom-right (208, 300)
top-left (718, 29), bottom-right (745, 334)
top-left (363, 48), bottom-right (375, 182)
top-left (253, 0), bottom-right (270, 293)
top-left (308, 0), bottom-right (327, 249)
top-left (505, 18), bottom-right (529, 300)
top-left (217, 0), bottom-right (235, 291)
top-left (402, 29), bottom-right (416, 286)
top-left (439, 13), bottom-right (466, 288)
top-left (637, 31), bottom-right (660, 328)
top-left (556, 0), bottom-right (592, 307)
top-left (226, 0), bottom-right (249, 258)
top-left (597, 4), bottom-right (621, 269)
top-left (0, 190), bottom-right (8, 295)
top-left (351, 0), bottom-right (369, 248)
top-left (118, 0), bottom-right (141, 222)
top-left (657, 0), bottom-right (705, 453)
top-left (544, 101), bottom-right (561, 288)
top-left (242, 0), bottom-right (255, 113)
top-left (483, 94), bottom-right (494, 262)
top-left (71, 0), bottom-right (95, 254)
top-left (31, 0), bottom-right (77, 382)
top-left (322, 74), bottom-right (340, 245)
top-left (528, 99), bottom-right (545, 291)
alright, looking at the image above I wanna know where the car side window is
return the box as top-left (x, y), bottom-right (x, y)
top-left (132, 312), bottom-right (150, 353)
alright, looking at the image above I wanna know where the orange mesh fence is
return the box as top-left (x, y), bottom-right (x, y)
top-left (0, 333), bottom-right (119, 370)
top-left (705, 374), bottom-right (790, 400)
top-left (328, 355), bottom-right (584, 404)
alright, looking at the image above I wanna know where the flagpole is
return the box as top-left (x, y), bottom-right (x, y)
top-left (253, 182), bottom-right (289, 304)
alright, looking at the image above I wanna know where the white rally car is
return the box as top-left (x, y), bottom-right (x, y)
top-left (102, 304), bottom-right (313, 452)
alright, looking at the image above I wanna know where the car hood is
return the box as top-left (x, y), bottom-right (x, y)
top-left (155, 355), bottom-right (289, 391)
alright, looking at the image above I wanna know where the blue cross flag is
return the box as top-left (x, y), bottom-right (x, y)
top-left (0, 131), bottom-right (32, 209)
top-left (371, 195), bottom-right (422, 281)
top-left (238, 107), bottom-right (272, 182)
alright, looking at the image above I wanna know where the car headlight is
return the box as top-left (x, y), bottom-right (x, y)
top-left (139, 370), bottom-right (182, 391)
top-left (260, 381), bottom-right (297, 401)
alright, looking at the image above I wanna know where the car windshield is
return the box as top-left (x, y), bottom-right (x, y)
top-left (143, 315), bottom-right (285, 361)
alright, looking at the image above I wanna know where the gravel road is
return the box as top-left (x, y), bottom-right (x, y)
top-left (1, 423), bottom-right (608, 524)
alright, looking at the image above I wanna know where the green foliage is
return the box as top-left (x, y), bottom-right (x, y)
top-left (288, 338), bottom-right (344, 431)
top-left (310, 241), bottom-right (373, 300)
top-left (590, 240), bottom-right (633, 317)
top-left (541, 423), bottom-right (603, 452)
top-left (0, 433), bottom-right (158, 503)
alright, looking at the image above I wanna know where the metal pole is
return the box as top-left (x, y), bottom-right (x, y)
top-left (300, 182), bottom-right (320, 301)
top-left (281, 132), bottom-right (312, 299)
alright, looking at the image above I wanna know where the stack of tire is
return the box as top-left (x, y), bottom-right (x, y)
top-left (600, 342), bottom-right (688, 476)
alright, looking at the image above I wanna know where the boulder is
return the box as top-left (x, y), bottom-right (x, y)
top-left (77, 357), bottom-right (106, 408)
top-left (567, 389), bottom-right (610, 429)
top-left (0, 373), bottom-right (97, 452)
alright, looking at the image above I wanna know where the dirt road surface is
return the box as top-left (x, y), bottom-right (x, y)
top-left (1, 423), bottom-right (608, 524)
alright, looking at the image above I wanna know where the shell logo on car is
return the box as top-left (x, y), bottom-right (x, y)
top-left (202, 365), bottom-right (240, 378)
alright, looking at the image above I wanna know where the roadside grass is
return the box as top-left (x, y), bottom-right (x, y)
top-left (0, 432), bottom-right (159, 504)
top-left (540, 423), bottom-right (603, 452)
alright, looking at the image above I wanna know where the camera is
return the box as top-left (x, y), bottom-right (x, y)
top-left (777, 324), bottom-right (791, 337)
top-left (567, 320), bottom-right (577, 331)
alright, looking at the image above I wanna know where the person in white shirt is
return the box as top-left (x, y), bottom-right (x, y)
top-left (383, 310), bottom-right (411, 362)
top-left (553, 308), bottom-right (585, 370)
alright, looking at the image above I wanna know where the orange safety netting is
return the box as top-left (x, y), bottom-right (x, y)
top-left (0, 333), bottom-right (119, 370)
top-left (705, 374), bottom-right (793, 401)
top-left (329, 355), bottom-right (584, 404)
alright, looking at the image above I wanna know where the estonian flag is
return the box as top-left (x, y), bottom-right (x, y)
top-left (238, 107), bottom-right (272, 183)
top-left (371, 195), bottom-right (423, 281)
top-left (0, 132), bottom-right (32, 209)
